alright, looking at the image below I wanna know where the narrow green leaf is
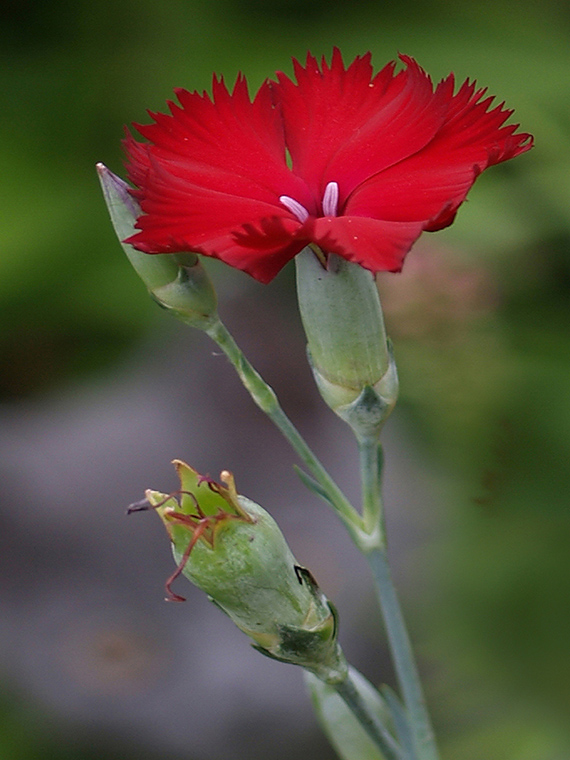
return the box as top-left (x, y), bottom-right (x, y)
top-left (293, 464), bottom-right (334, 506)
top-left (380, 686), bottom-right (418, 760)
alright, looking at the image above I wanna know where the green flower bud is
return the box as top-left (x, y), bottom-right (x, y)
top-left (97, 163), bottom-right (218, 329)
top-left (295, 248), bottom-right (398, 438)
top-left (144, 460), bottom-right (347, 683)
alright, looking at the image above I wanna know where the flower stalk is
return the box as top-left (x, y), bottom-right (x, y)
top-left (359, 437), bottom-right (386, 540)
top-left (332, 673), bottom-right (403, 760)
top-left (359, 440), bottom-right (439, 760)
top-left (201, 317), bottom-right (365, 540)
top-left (367, 547), bottom-right (439, 760)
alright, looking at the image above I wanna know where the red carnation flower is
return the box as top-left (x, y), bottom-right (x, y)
top-left (124, 49), bottom-right (532, 283)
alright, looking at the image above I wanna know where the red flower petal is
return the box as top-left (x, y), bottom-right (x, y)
top-left (124, 75), bottom-right (312, 277)
top-left (272, 50), bottom-right (449, 207)
top-left (122, 50), bottom-right (533, 282)
top-left (306, 215), bottom-right (426, 272)
top-left (199, 215), bottom-right (305, 283)
top-left (345, 74), bottom-right (533, 231)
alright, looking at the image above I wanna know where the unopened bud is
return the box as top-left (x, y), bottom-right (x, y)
top-left (97, 164), bottom-right (217, 329)
top-left (145, 460), bottom-right (347, 682)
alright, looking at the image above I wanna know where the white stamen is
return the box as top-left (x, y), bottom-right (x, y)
top-left (279, 195), bottom-right (309, 223)
top-left (322, 181), bottom-right (339, 217)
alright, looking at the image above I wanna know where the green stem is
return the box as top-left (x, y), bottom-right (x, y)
top-left (358, 436), bottom-right (439, 760)
top-left (358, 436), bottom-right (385, 540)
top-left (202, 318), bottom-right (363, 535)
top-left (366, 548), bottom-right (438, 760)
top-left (333, 673), bottom-right (403, 760)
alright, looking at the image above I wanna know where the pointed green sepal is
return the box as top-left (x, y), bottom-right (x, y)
top-left (97, 163), bottom-right (218, 328)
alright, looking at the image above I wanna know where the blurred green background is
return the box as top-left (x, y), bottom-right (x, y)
top-left (1, 1), bottom-right (569, 759)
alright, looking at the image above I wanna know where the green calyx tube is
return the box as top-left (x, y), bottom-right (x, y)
top-left (295, 248), bottom-right (398, 439)
top-left (146, 460), bottom-right (347, 684)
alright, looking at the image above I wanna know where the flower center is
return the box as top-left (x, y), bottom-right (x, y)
top-left (279, 181), bottom-right (339, 222)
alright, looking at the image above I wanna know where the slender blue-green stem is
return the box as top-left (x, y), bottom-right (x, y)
top-left (358, 435), bottom-right (386, 540)
top-left (366, 548), bottom-right (438, 760)
top-left (333, 673), bottom-right (403, 760)
top-left (202, 317), bottom-right (364, 536)
top-left (359, 436), bottom-right (439, 760)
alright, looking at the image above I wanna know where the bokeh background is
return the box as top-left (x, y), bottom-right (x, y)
top-left (1, 1), bottom-right (569, 758)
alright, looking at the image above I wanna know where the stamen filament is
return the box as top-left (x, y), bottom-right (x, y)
top-left (322, 181), bottom-right (339, 217)
top-left (279, 195), bottom-right (309, 223)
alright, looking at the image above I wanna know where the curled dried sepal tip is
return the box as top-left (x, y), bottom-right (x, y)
top-left (126, 497), bottom-right (152, 514)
